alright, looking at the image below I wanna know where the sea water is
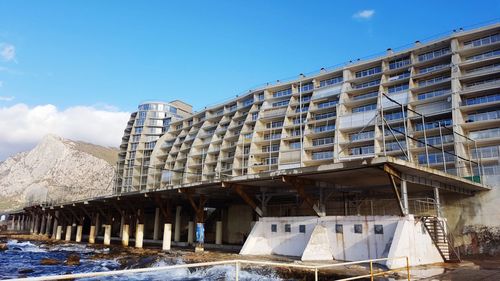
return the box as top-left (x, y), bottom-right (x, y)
top-left (0, 240), bottom-right (283, 280)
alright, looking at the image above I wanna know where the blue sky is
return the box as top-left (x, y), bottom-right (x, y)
top-left (0, 0), bottom-right (499, 158)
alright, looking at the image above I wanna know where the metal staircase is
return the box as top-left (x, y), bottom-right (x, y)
top-left (421, 216), bottom-right (461, 262)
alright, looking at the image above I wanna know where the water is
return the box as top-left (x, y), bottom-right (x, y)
top-left (0, 240), bottom-right (283, 280)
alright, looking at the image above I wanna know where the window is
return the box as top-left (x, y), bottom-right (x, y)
top-left (467, 110), bottom-right (500, 123)
top-left (317, 100), bottom-right (338, 109)
top-left (389, 57), bottom-right (411, 70)
top-left (352, 91), bottom-right (378, 101)
top-left (271, 224), bottom-right (277, 232)
top-left (266, 121), bottom-right (284, 129)
top-left (418, 151), bottom-right (455, 164)
top-left (417, 47), bottom-right (451, 62)
top-left (262, 144), bottom-right (280, 153)
top-left (415, 119), bottom-right (452, 131)
top-left (284, 224), bottom-right (291, 233)
top-left (350, 131), bottom-right (374, 141)
top-left (471, 146), bottom-right (500, 160)
top-left (176, 124), bottom-right (182, 130)
top-left (312, 151), bottom-right (333, 160)
top-left (320, 76), bottom-right (343, 87)
top-left (418, 88), bottom-right (450, 100)
top-left (314, 112), bottom-right (336, 120)
top-left (335, 224), bottom-right (343, 233)
top-left (300, 83), bottom-right (314, 92)
top-left (273, 88), bottom-right (292, 98)
top-left (388, 83), bottom-right (409, 94)
top-left (313, 124), bottom-right (335, 133)
top-left (464, 33), bottom-right (500, 48)
top-left (352, 103), bottom-right (377, 113)
top-left (290, 141), bottom-right (301, 149)
top-left (464, 93), bottom-right (500, 106)
top-left (418, 75), bottom-right (450, 87)
top-left (251, 112), bottom-right (259, 121)
top-left (388, 71), bottom-right (410, 81)
top-left (272, 100), bottom-right (289, 107)
top-left (299, 225), bottom-right (306, 233)
top-left (242, 98), bottom-right (254, 107)
top-left (419, 63), bottom-right (449, 74)
top-left (350, 145), bottom-right (374, 155)
top-left (466, 49), bottom-right (500, 62)
top-left (312, 137), bottom-right (334, 146)
top-left (374, 225), bottom-right (384, 234)
top-left (264, 157), bottom-right (278, 165)
top-left (470, 128), bottom-right (500, 140)
top-left (354, 80), bottom-right (380, 89)
top-left (465, 78), bottom-right (500, 88)
top-left (355, 66), bottom-right (382, 78)
top-left (354, 224), bottom-right (363, 234)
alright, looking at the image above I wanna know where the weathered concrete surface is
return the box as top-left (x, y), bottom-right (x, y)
top-left (301, 224), bottom-right (333, 261)
top-left (443, 175), bottom-right (500, 256)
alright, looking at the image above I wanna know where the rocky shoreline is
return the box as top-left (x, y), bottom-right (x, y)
top-left (0, 232), bottom-right (395, 280)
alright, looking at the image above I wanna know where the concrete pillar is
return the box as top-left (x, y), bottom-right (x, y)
top-left (65, 225), bottom-right (72, 241)
top-left (45, 215), bottom-right (52, 236)
top-left (401, 179), bottom-right (409, 215)
top-left (52, 211), bottom-right (59, 239)
top-left (89, 226), bottom-right (96, 244)
top-left (103, 224), bottom-right (111, 245)
top-left (32, 215), bottom-right (39, 234)
top-left (162, 223), bottom-right (172, 251)
top-left (187, 221), bottom-right (194, 245)
top-left (119, 213), bottom-right (125, 239)
top-left (122, 224), bottom-right (130, 246)
top-left (153, 208), bottom-right (160, 240)
top-left (55, 225), bottom-right (62, 240)
top-left (174, 206), bottom-right (181, 242)
top-left (434, 187), bottom-right (442, 217)
top-left (75, 225), bottom-right (83, 242)
top-left (16, 216), bottom-right (20, 231)
top-left (215, 221), bottom-right (222, 245)
top-left (40, 215), bottom-right (47, 235)
top-left (95, 213), bottom-right (100, 237)
top-left (30, 216), bottom-right (35, 233)
top-left (135, 224), bottom-right (144, 248)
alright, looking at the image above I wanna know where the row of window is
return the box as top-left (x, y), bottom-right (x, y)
top-left (466, 49), bottom-right (500, 62)
top-left (419, 63), bottom-right (449, 75)
top-left (388, 83), bottom-right (409, 94)
top-left (417, 47), bottom-right (451, 62)
top-left (467, 110), bottom-right (500, 122)
top-left (356, 66), bottom-right (382, 78)
top-left (463, 93), bottom-right (500, 106)
top-left (418, 75), bottom-right (450, 87)
top-left (312, 151), bottom-right (333, 160)
top-left (464, 33), bottom-right (499, 48)
top-left (389, 57), bottom-right (411, 70)
top-left (418, 88), bottom-right (450, 100)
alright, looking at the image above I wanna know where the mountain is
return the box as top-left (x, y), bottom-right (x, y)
top-left (0, 134), bottom-right (118, 212)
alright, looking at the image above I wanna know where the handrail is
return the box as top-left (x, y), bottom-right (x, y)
top-left (2, 257), bottom-right (410, 281)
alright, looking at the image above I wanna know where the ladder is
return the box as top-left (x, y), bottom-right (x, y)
top-left (421, 216), bottom-right (461, 262)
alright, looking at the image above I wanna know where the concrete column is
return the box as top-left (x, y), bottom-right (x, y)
top-left (434, 187), bottom-right (442, 217)
top-left (75, 225), bottom-right (83, 242)
top-left (103, 224), bottom-right (112, 245)
top-left (29, 216), bottom-right (34, 233)
top-left (401, 179), bottom-right (409, 215)
top-left (122, 224), bottom-right (130, 246)
top-left (119, 213), bottom-right (125, 239)
top-left (33, 215), bottom-right (40, 235)
top-left (95, 213), bottom-right (100, 237)
top-left (174, 206), bottom-right (181, 242)
top-left (40, 215), bottom-right (47, 235)
top-left (55, 225), bottom-right (62, 240)
top-left (153, 208), bottom-right (161, 240)
top-left (162, 223), bottom-right (172, 251)
top-left (187, 221), bottom-right (194, 245)
top-left (45, 215), bottom-right (52, 236)
top-left (65, 225), bottom-right (72, 241)
top-left (52, 211), bottom-right (59, 239)
top-left (89, 226), bottom-right (96, 244)
top-left (135, 224), bottom-right (144, 248)
top-left (16, 216), bottom-right (20, 231)
top-left (215, 221), bottom-right (222, 245)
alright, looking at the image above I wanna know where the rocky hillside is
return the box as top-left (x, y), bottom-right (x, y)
top-left (0, 135), bottom-right (118, 212)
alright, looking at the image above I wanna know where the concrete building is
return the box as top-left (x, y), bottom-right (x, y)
top-left (114, 101), bottom-right (192, 193)
top-left (9, 23), bottom-right (500, 269)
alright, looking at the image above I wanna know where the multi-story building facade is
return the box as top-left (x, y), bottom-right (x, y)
top-left (116, 23), bottom-right (500, 193)
top-left (115, 101), bottom-right (192, 193)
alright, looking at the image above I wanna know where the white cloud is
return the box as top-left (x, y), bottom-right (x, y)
top-left (353, 9), bottom-right (375, 20)
top-left (0, 96), bottom-right (14, 101)
top-left (0, 103), bottom-right (130, 159)
top-left (0, 43), bottom-right (16, 62)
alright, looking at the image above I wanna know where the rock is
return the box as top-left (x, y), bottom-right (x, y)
top-left (40, 258), bottom-right (61, 265)
top-left (0, 243), bottom-right (8, 251)
top-left (65, 253), bottom-right (81, 266)
top-left (18, 268), bottom-right (34, 274)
